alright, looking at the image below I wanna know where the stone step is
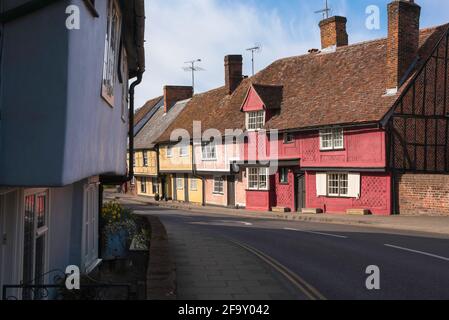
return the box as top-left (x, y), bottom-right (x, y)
top-left (301, 208), bottom-right (324, 214)
top-left (272, 207), bottom-right (291, 213)
top-left (347, 209), bottom-right (372, 216)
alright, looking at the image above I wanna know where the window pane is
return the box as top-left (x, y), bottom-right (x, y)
top-left (36, 195), bottom-right (46, 229)
top-left (259, 168), bottom-right (268, 189)
top-left (333, 129), bottom-right (344, 149)
top-left (339, 174), bottom-right (349, 196)
top-left (328, 173), bottom-right (340, 196)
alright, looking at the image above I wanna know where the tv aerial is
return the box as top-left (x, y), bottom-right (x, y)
top-left (315, 0), bottom-right (331, 19)
top-left (246, 43), bottom-right (262, 76)
top-left (183, 59), bottom-right (204, 92)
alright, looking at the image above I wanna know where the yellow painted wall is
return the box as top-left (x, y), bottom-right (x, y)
top-left (134, 150), bottom-right (158, 176)
top-left (136, 176), bottom-right (161, 197)
top-left (188, 176), bottom-right (203, 204)
top-left (159, 144), bottom-right (193, 172)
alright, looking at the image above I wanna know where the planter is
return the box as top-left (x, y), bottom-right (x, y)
top-left (102, 229), bottom-right (129, 260)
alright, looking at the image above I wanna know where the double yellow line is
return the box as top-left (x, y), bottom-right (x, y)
top-left (230, 240), bottom-right (326, 301)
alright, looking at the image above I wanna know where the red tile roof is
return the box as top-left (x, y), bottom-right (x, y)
top-left (157, 24), bottom-right (449, 143)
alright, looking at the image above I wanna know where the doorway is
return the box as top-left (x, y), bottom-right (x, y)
top-left (227, 175), bottom-right (236, 208)
top-left (295, 173), bottom-right (306, 212)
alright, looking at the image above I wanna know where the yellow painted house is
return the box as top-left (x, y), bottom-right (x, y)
top-left (131, 86), bottom-right (193, 199)
top-left (159, 143), bottom-right (203, 205)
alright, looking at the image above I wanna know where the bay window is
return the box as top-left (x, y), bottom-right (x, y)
top-left (247, 168), bottom-right (269, 190)
top-left (320, 128), bottom-right (344, 150)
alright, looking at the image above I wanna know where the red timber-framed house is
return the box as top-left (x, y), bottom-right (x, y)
top-left (156, 0), bottom-right (449, 216)
top-left (239, 0), bottom-right (449, 216)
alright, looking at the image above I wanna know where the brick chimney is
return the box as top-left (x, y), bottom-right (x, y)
top-left (163, 86), bottom-right (193, 113)
top-left (319, 16), bottom-right (348, 49)
top-left (386, 0), bottom-right (421, 91)
top-left (225, 55), bottom-right (243, 95)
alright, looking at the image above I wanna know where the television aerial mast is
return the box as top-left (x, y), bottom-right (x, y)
top-left (183, 59), bottom-right (204, 92)
top-left (246, 43), bottom-right (262, 76)
top-left (315, 0), bottom-right (331, 19)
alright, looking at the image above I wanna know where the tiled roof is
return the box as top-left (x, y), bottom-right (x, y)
top-left (134, 96), bottom-right (163, 126)
top-left (157, 24), bottom-right (449, 143)
top-left (250, 84), bottom-right (284, 111)
top-left (134, 98), bottom-right (191, 150)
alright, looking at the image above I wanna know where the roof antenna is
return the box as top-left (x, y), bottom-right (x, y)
top-left (183, 59), bottom-right (204, 92)
top-left (246, 43), bottom-right (262, 76)
top-left (315, 0), bottom-right (331, 19)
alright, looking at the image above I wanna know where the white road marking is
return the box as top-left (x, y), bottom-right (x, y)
top-left (284, 228), bottom-right (348, 239)
top-left (189, 220), bottom-right (254, 227)
top-left (384, 244), bottom-right (449, 262)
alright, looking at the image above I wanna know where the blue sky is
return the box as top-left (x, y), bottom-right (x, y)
top-left (136, 0), bottom-right (449, 107)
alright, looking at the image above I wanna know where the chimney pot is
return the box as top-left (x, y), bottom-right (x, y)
top-left (386, 0), bottom-right (421, 90)
top-left (163, 86), bottom-right (193, 113)
top-left (319, 16), bottom-right (348, 49)
top-left (225, 55), bottom-right (243, 95)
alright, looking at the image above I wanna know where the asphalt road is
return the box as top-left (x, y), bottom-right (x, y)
top-left (124, 200), bottom-right (449, 300)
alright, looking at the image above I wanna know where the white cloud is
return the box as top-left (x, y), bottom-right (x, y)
top-left (135, 0), bottom-right (322, 108)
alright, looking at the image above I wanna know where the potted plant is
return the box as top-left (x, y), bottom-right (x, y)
top-left (100, 202), bottom-right (136, 260)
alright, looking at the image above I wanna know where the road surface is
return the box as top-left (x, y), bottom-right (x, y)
top-left (122, 199), bottom-right (449, 300)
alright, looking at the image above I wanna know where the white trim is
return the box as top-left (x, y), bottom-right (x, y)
top-left (245, 111), bottom-right (266, 131)
top-left (316, 173), bottom-right (327, 196)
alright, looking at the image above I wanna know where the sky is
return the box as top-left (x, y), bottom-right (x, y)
top-left (135, 0), bottom-right (449, 108)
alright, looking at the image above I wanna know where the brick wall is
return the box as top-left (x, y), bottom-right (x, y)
top-left (319, 16), bottom-right (348, 49)
top-left (163, 86), bottom-right (193, 113)
top-left (386, 0), bottom-right (421, 89)
top-left (396, 174), bottom-right (449, 215)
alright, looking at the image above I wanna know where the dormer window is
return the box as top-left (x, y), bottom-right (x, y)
top-left (246, 111), bottom-right (265, 131)
top-left (320, 128), bottom-right (344, 151)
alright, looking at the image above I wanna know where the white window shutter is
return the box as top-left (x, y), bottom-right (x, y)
top-left (348, 173), bottom-right (361, 198)
top-left (316, 173), bottom-right (327, 196)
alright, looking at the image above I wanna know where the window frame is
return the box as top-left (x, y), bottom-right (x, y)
top-left (152, 178), bottom-right (159, 195)
top-left (190, 178), bottom-right (198, 191)
top-left (279, 168), bottom-right (289, 184)
top-left (319, 128), bottom-right (344, 151)
top-left (142, 151), bottom-right (149, 167)
top-left (180, 144), bottom-right (189, 158)
top-left (176, 178), bottom-right (184, 190)
top-left (247, 167), bottom-right (270, 191)
top-left (283, 133), bottom-right (294, 144)
top-left (201, 141), bottom-right (217, 161)
top-left (101, 0), bottom-right (122, 107)
top-left (166, 145), bottom-right (173, 158)
top-left (140, 177), bottom-right (147, 194)
top-left (246, 111), bottom-right (266, 131)
top-left (327, 173), bottom-right (349, 197)
top-left (213, 177), bottom-right (224, 195)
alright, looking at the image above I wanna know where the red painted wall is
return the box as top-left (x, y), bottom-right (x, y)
top-left (305, 172), bottom-right (392, 215)
top-left (246, 190), bottom-right (271, 211)
top-left (244, 128), bottom-right (386, 168)
top-left (300, 128), bottom-right (387, 168)
top-left (273, 169), bottom-right (295, 210)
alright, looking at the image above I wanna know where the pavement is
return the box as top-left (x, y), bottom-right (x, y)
top-left (116, 195), bottom-right (449, 300)
top-left (107, 192), bottom-right (449, 235)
